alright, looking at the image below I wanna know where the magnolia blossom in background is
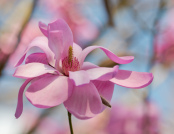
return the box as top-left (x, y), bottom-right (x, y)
top-left (13, 19), bottom-right (153, 120)
top-left (154, 9), bottom-right (174, 67)
top-left (140, 102), bottom-right (160, 134)
top-left (154, 29), bottom-right (174, 66)
top-left (106, 103), bottom-right (160, 134)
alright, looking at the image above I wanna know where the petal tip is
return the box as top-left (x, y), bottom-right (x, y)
top-left (39, 21), bottom-right (48, 37)
top-left (15, 113), bottom-right (20, 119)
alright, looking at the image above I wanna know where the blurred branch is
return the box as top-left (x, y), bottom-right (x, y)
top-left (103, 0), bottom-right (114, 26)
top-left (152, 0), bottom-right (164, 34)
top-left (0, 51), bottom-right (9, 76)
top-left (17, 0), bottom-right (38, 43)
top-left (0, 0), bottom-right (38, 76)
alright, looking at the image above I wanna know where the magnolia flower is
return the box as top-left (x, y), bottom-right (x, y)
top-left (14, 19), bottom-right (153, 119)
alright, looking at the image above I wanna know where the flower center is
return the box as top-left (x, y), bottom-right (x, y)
top-left (62, 46), bottom-right (80, 76)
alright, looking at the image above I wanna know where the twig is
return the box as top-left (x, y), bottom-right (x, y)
top-left (68, 111), bottom-right (74, 134)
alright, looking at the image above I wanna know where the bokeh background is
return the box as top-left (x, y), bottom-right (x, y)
top-left (0, 0), bottom-right (174, 133)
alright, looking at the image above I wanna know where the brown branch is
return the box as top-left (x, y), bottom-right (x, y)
top-left (103, 0), bottom-right (114, 26)
top-left (0, 0), bottom-right (38, 76)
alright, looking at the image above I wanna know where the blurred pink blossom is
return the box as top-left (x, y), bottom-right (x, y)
top-left (8, 20), bottom-right (42, 67)
top-left (154, 9), bottom-right (174, 66)
top-left (14, 19), bottom-right (153, 120)
top-left (35, 117), bottom-right (68, 134)
top-left (154, 29), bottom-right (174, 66)
top-left (106, 103), bottom-right (160, 134)
top-left (140, 102), bottom-right (160, 134)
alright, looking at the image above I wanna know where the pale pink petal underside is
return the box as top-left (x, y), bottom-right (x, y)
top-left (15, 79), bottom-right (31, 118)
top-left (64, 82), bottom-right (102, 120)
top-left (81, 62), bottom-right (98, 70)
top-left (26, 75), bottom-right (73, 108)
top-left (14, 63), bottom-right (58, 79)
top-left (110, 70), bottom-right (153, 89)
top-left (86, 65), bottom-right (119, 81)
top-left (69, 70), bottom-right (90, 86)
top-left (80, 46), bottom-right (134, 66)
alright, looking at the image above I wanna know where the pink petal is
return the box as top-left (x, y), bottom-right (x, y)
top-left (14, 63), bottom-right (58, 79)
top-left (48, 31), bottom-right (63, 68)
top-left (69, 66), bottom-right (118, 86)
top-left (26, 75), bottom-right (73, 108)
top-left (81, 62), bottom-right (98, 70)
top-left (86, 65), bottom-right (119, 81)
top-left (69, 70), bottom-right (90, 86)
top-left (15, 36), bottom-right (55, 67)
top-left (73, 43), bottom-right (82, 61)
top-left (48, 19), bottom-right (73, 59)
top-left (67, 110), bottom-right (93, 120)
top-left (25, 53), bottom-right (48, 64)
top-left (64, 82), bottom-right (102, 119)
top-left (39, 21), bottom-right (48, 37)
top-left (15, 79), bottom-right (31, 118)
top-left (110, 70), bottom-right (153, 89)
top-left (92, 80), bottom-right (115, 110)
top-left (79, 46), bottom-right (134, 66)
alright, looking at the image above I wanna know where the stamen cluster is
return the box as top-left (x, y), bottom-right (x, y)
top-left (62, 46), bottom-right (80, 76)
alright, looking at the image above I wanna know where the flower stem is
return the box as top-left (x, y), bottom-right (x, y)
top-left (68, 111), bottom-right (74, 134)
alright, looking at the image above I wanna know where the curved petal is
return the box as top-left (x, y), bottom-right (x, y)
top-left (15, 36), bottom-right (55, 67)
top-left (25, 53), bottom-right (48, 64)
top-left (48, 31), bottom-right (63, 64)
top-left (69, 66), bottom-right (119, 86)
top-left (48, 19), bottom-right (73, 59)
top-left (39, 21), bottom-right (48, 37)
top-left (92, 80), bottom-right (115, 110)
top-left (110, 70), bottom-right (153, 89)
top-left (15, 79), bottom-right (31, 118)
top-left (69, 70), bottom-right (90, 86)
top-left (81, 62), bottom-right (98, 70)
top-left (79, 46), bottom-right (134, 66)
top-left (64, 82), bottom-right (102, 120)
top-left (26, 75), bottom-right (73, 108)
top-left (14, 63), bottom-right (58, 79)
top-left (67, 109), bottom-right (93, 120)
top-left (86, 65), bottom-right (119, 81)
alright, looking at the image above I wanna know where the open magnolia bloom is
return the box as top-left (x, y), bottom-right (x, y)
top-left (14, 19), bottom-right (153, 119)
